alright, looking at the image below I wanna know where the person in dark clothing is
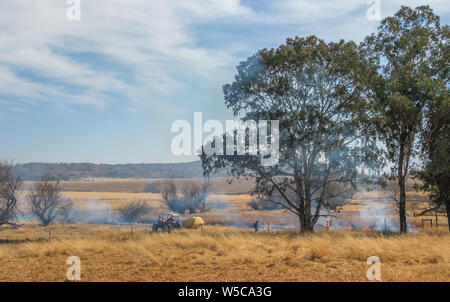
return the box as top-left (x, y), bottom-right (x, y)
top-left (253, 220), bottom-right (259, 232)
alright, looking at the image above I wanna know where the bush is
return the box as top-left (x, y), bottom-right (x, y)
top-left (117, 200), bottom-right (151, 222)
top-left (161, 179), bottom-right (177, 203)
top-left (160, 179), bottom-right (209, 214)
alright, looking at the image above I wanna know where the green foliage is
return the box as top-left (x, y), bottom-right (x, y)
top-left (203, 35), bottom-right (379, 232)
top-left (357, 5), bottom-right (449, 232)
top-left (415, 100), bottom-right (449, 225)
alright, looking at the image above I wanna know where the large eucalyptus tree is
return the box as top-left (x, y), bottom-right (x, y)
top-left (202, 36), bottom-right (378, 232)
top-left (359, 6), bottom-right (448, 233)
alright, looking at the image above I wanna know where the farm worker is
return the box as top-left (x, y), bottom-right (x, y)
top-left (253, 220), bottom-right (259, 232)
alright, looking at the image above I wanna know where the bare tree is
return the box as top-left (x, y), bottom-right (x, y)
top-left (27, 174), bottom-right (67, 226)
top-left (181, 180), bottom-right (209, 213)
top-left (0, 161), bottom-right (21, 227)
top-left (160, 179), bottom-right (177, 203)
top-left (57, 198), bottom-right (77, 223)
top-left (117, 200), bottom-right (151, 222)
top-left (160, 179), bottom-right (209, 214)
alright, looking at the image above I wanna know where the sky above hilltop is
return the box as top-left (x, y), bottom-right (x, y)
top-left (0, 0), bottom-right (449, 164)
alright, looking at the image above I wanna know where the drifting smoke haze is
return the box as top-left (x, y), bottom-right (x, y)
top-left (359, 202), bottom-right (397, 231)
top-left (13, 177), bottom-right (418, 232)
top-left (358, 194), bottom-right (417, 232)
top-left (77, 199), bottom-right (119, 224)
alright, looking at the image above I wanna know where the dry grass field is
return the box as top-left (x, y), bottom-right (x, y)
top-left (3, 178), bottom-right (448, 282)
top-left (0, 224), bottom-right (448, 282)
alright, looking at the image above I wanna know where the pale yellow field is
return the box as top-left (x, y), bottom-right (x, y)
top-left (21, 177), bottom-right (256, 194)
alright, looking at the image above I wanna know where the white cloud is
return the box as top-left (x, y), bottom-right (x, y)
top-left (0, 0), bottom-right (251, 111)
top-left (0, 0), bottom-right (447, 114)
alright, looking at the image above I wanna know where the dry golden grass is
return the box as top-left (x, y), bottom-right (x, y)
top-left (6, 178), bottom-right (447, 282)
top-left (0, 223), bottom-right (448, 282)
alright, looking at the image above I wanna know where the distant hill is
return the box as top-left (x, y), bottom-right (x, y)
top-left (14, 161), bottom-right (224, 181)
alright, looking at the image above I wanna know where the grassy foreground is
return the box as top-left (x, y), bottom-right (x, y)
top-left (0, 224), bottom-right (449, 282)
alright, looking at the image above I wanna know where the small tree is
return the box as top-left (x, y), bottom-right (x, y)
top-left (160, 179), bottom-right (209, 214)
top-left (0, 161), bottom-right (21, 227)
top-left (27, 174), bottom-right (67, 226)
top-left (161, 179), bottom-right (177, 203)
top-left (181, 180), bottom-right (209, 213)
top-left (117, 200), bottom-right (151, 222)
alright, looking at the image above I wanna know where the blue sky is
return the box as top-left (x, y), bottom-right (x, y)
top-left (0, 0), bottom-right (448, 164)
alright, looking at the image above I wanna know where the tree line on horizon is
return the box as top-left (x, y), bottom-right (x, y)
top-left (10, 161), bottom-right (209, 181)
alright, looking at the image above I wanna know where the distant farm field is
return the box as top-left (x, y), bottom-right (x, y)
top-left (37, 177), bottom-right (256, 194)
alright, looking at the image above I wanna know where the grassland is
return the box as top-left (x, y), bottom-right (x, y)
top-left (0, 224), bottom-right (448, 282)
top-left (3, 178), bottom-right (448, 282)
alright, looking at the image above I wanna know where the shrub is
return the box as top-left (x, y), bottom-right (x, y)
top-left (160, 179), bottom-right (209, 214)
top-left (117, 200), bottom-right (151, 222)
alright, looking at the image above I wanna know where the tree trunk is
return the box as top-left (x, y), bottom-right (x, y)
top-left (397, 138), bottom-right (408, 234)
top-left (398, 176), bottom-right (408, 233)
top-left (303, 220), bottom-right (314, 233)
top-left (446, 199), bottom-right (450, 232)
top-left (298, 212), bottom-right (314, 233)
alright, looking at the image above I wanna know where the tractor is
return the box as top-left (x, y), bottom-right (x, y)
top-left (152, 213), bottom-right (181, 233)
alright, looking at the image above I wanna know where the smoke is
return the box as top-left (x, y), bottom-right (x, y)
top-left (359, 201), bottom-right (397, 232)
top-left (76, 198), bottom-right (119, 224)
top-left (358, 191), bottom-right (417, 232)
